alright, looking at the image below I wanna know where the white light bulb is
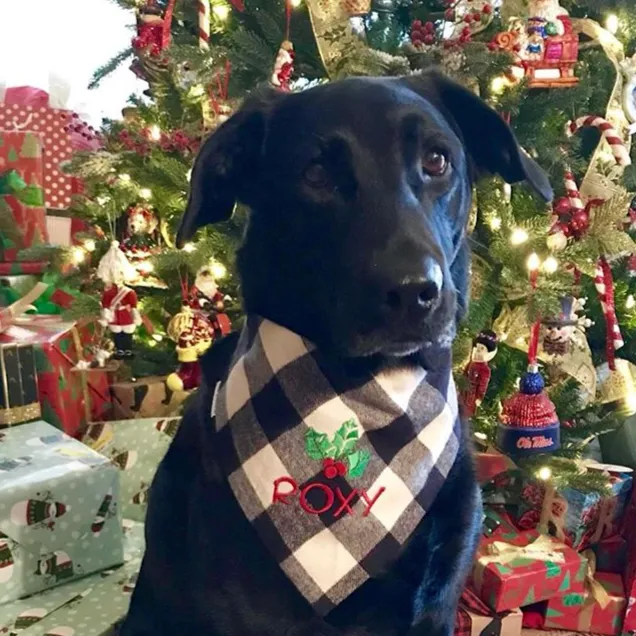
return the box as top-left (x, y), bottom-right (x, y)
top-left (489, 216), bottom-right (502, 231)
top-left (152, 334), bottom-right (164, 342)
top-left (84, 239), bottom-right (96, 253)
top-left (182, 242), bottom-right (196, 253)
top-left (71, 246), bottom-right (86, 265)
top-left (491, 76), bottom-right (507, 95)
top-left (186, 169), bottom-right (193, 182)
top-left (290, 0), bottom-right (302, 6)
top-left (149, 124), bottom-right (161, 141)
top-left (527, 252), bottom-right (541, 271)
top-left (510, 228), bottom-right (529, 245)
top-left (538, 466), bottom-right (552, 480)
top-left (119, 174), bottom-right (131, 183)
top-left (139, 188), bottom-right (152, 200)
top-left (213, 4), bottom-right (230, 20)
top-left (606, 14), bottom-right (619, 34)
top-left (627, 294), bottom-right (636, 310)
top-left (474, 432), bottom-right (488, 441)
top-left (542, 256), bottom-right (558, 273)
top-left (210, 262), bottom-right (227, 279)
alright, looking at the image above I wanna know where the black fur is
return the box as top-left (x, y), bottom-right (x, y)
top-left (120, 70), bottom-right (552, 636)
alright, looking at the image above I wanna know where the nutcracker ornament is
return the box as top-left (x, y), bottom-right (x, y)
top-left (271, 41), bottom-right (295, 92)
top-left (188, 265), bottom-right (232, 340)
top-left (459, 330), bottom-right (498, 418)
top-left (97, 241), bottom-right (142, 360)
top-left (166, 305), bottom-right (214, 392)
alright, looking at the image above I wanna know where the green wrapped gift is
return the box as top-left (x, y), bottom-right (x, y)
top-left (0, 521), bottom-right (144, 636)
top-left (81, 418), bottom-right (181, 522)
top-left (0, 421), bottom-right (124, 605)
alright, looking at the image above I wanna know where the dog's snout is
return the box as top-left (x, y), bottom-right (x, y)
top-left (384, 259), bottom-right (442, 317)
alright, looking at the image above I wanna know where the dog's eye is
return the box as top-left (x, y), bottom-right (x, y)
top-left (421, 150), bottom-right (449, 177)
top-left (303, 163), bottom-right (331, 188)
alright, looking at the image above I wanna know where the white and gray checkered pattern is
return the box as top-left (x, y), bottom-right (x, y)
top-left (213, 317), bottom-right (460, 615)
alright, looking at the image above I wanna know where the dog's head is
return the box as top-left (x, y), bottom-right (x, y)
top-left (178, 71), bottom-right (552, 359)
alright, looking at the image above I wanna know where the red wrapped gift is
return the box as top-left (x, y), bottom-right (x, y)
top-left (455, 586), bottom-right (523, 636)
top-left (471, 530), bottom-right (587, 613)
top-left (544, 569), bottom-right (626, 635)
top-left (0, 87), bottom-right (75, 209)
top-left (594, 535), bottom-right (629, 575)
top-left (0, 131), bottom-right (48, 261)
top-left (0, 317), bottom-right (106, 436)
top-left (46, 215), bottom-right (91, 247)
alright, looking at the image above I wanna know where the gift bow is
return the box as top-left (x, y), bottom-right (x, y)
top-left (582, 550), bottom-right (612, 610)
top-left (0, 283), bottom-right (49, 333)
top-left (479, 535), bottom-right (566, 567)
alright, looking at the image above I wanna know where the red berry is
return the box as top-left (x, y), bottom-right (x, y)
top-left (324, 466), bottom-right (338, 479)
top-left (462, 26), bottom-right (471, 36)
top-left (488, 42), bottom-right (497, 51)
top-left (463, 14), bottom-right (472, 23)
top-left (482, 4), bottom-right (492, 13)
top-left (322, 458), bottom-right (335, 467)
top-left (513, 44), bottom-right (521, 52)
top-left (335, 461), bottom-right (347, 477)
top-left (424, 21), bottom-right (435, 33)
top-left (412, 19), bottom-right (422, 28)
top-left (424, 34), bottom-right (435, 45)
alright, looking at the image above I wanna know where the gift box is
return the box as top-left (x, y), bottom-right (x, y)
top-left (594, 536), bottom-right (629, 575)
top-left (0, 318), bottom-right (100, 436)
top-left (543, 571), bottom-right (626, 635)
top-left (81, 417), bottom-right (182, 522)
top-left (0, 87), bottom-right (75, 210)
top-left (46, 216), bottom-right (91, 248)
top-left (110, 375), bottom-right (187, 420)
top-left (455, 586), bottom-right (523, 636)
top-left (0, 131), bottom-right (48, 262)
top-left (471, 530), bottom-right (587, 613)
top-left (0, 520), bottom-right (143, 635)
top-left (0, 343), bottom-right (40, 427)
top-left (515, 475), bottom-right (633, 551)
top-left (0, 420), bottom-right (124, 604)
top-left (483, 507), bottom-right (519, 539)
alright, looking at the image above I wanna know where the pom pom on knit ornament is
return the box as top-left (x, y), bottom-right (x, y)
top-left (497, 366), bottom-right (560, 456)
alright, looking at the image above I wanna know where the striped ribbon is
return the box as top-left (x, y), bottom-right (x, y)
top-left (199, 0), bottom-right (210, 50)
top-left (594, 256), bottom-right (624, 370)
top-left (567, 116), bottom-right (632, 167)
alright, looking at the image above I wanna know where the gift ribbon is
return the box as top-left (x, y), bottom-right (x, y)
top-left (589, 494), bottom-right (618, 545)
top-left (538, 484), bottom-right (568, 541)
top-left (473, 535), bottom-right (565, 593)
top-left (582, 550), bottom-right (612, 610)
top-left (0, 283), bottom-right (49, 333)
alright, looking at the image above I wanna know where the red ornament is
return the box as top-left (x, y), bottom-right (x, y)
top-left (570, 209), bottom-right (590, 236)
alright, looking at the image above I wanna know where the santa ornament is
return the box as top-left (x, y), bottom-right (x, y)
top-left (271, 41), bottom-right (295, 92)
top-left (97, 241), bottom-right (142, 360)
top-left (132, 0), bottom-right (176, 57)
top-left (459, 329), bottom-right (498, 418)
top-left (188, 265), bottom-right (232, 340)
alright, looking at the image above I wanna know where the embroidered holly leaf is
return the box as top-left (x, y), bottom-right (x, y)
top-left (332, 419), bottom-right (360, 459)
top-left (305, 428), bottom-right (335, 460)
top-left (347, 449), bottom-right (371, 479)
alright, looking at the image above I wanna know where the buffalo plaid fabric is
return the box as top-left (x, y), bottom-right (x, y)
top-left (213, 317), bottom-right (460, 615)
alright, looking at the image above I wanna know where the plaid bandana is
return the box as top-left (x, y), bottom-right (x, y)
top-left (213, 317), bottom-right (460, 615)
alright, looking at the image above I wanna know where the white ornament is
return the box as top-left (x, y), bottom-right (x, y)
top-left (621, 54), bottom-right (636, 127)
top-left (547, 231), bottom-right (568, 251)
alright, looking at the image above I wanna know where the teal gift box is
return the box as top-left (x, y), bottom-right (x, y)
top-left (80, 417), bottom-right (181, 522)
top-left (0, 421), bottom-right (124, 604)
top-left (0, 520), bottom-right (144, 635)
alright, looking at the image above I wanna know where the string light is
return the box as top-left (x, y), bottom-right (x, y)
top-left (149, 124), bottom-right (162, 141)
top-left (627, 294), bottom-right (636, 310)
top-left (138, 261), bottom-right (154, 274)
top-left (210, 261), bottom-right (227, 279)
top-left (606, 14), bottom-right (619, 34)
top-left (542, 256), bottom-right (558, 273)
top-left (537, 466), bottom-right (552, 480)
top-left (119, 173), bottom-right (131, 183)
top-left (182, 242), bottom-right (196, 253)
top-left (139, 188), bottom-right (152, 200)
top-left (527, 252), bottom-right (541, 271)
top-left (290, 0), bottom-right (302, 5)
top-left (152, 334), bottom-right (164, 342)
top-left (213, 4), bottom-right (230, 20)
top-left (84, 239), bottom-right (96, 252)
top-left (489, 216), bottom-right (502, 231)
top-left (96, 195), bottom-right (110, 205)
top-left (510, 228), bottom-right (529, 245)
top-left (490, 76), bottom-right (508, 95)
top-left (70, 246), bottom-right (86, 265)
top-left (474, 432), bottom-right (488, 441)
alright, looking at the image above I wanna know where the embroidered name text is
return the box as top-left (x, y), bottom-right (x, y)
top-left (273, 477), bottom-right (385, 517)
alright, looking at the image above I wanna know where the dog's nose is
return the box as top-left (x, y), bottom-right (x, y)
top-left (384, 260), bottom-right (442, 316)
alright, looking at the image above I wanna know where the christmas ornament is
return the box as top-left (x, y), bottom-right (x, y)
top-left (594, 257), bottom-right (624, 367)
top-left (188, 265), bottom-right (232, 340)
top-left (199, 0), bottom-right (210, 51)
top-left (341, 0), bottom-right (371, 15)
top-left (459, 329), bottom-right (498, 418)
top-left (542, 296), bottom-right (592, 356)
top-left (120, 204), bottom-right (160, 278)
top-left (97, 241), bottom-right (142, 360)
top-left (271, 41), bottom-right (295, 92)
top-left (132, 0), bottom-right (176, 57)
top-left (166, 305), bottom-right (214, 392)
top-left (567, 116), bottom-right (631, 167)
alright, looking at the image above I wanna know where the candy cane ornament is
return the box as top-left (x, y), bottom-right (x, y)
top-left (563, 168), bottom-right (584, 211)
top-left (199, 0), bottom-right (210, 51)
top-left (567, 116), bottom-right (632, 167)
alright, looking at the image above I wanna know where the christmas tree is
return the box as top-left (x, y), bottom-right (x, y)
top-left (30, 0), bottom-right (636, 491)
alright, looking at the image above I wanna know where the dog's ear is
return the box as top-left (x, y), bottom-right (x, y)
top-left (402, 70), bottom-right (553, 202)
top-left (176, 87), bottom-right (284, 248)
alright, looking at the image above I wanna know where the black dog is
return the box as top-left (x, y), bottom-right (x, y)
top-left (120, 70), bottom-right (551, 636)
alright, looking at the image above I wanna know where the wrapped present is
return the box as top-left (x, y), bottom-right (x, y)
top-left (45, 216), bottom-right (92, 248)
top-left (544, 559), bottom-right (626, 636)
top-left (0, 520), bottom-right (143, 635)
top-left (475, 448), bottom-right (517, 485)
top-left (0, 131), bottom-right (48, 262)
top-left (0, 262), bottom-right (48, 276)
top-left (81, 417), bottom-right (181, 522)
top-left (0, 87), bottom-right (76, 210)
top-left (110, 375), bottom-right (187, 420)
top-left (455, 586), bottom-right (523, 636)
top-left (471, 530), bottom-right (587, 613)
top-left (483, 507), bottom-right (520, 539)
top-left (0, 317), bottom-right (100, 436)
top-left (0, 420), bottom-right (124, 604)
top-left (0, 342), bottom-right (40, 427)
top-left (515, 474), bottom-right (633, 550)
top-left (593, 536), bottom-right (629, 575)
